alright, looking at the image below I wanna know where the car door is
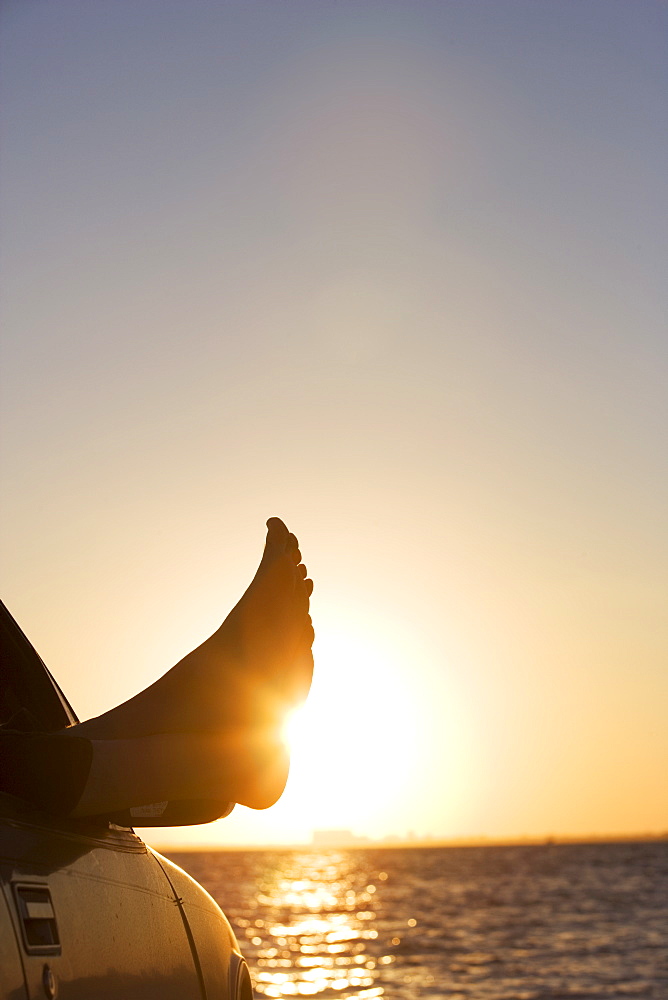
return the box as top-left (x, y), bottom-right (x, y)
top-left (0, 873), bottom-right (26, 1000)
top-left (152, 850), bottom-right (249, 1000)
top-left (0, 795), bottom-right (205, 1000)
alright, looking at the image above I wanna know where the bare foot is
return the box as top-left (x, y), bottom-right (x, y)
top-left (74, 518), bottom-right (314, 740)
top-left (204, 515), bottom-right (315, 722)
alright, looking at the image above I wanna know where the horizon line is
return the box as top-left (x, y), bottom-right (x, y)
top-left (153, 831), bottom-right (668, 853)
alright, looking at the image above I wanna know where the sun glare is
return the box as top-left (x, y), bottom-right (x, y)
top-left (282, 705), bottom-right (310, 751)
top-left (275, 623), bottom-right (421, 833)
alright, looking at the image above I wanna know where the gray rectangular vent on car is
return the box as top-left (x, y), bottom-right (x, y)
top-left (13, 884), bottom-right (61, 955)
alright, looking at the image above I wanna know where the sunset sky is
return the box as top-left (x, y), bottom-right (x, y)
top-left (1, 1), bottom-right (666, 848)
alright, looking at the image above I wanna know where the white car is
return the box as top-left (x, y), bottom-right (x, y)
top-left (0, 601), bottom-right (253, 1000)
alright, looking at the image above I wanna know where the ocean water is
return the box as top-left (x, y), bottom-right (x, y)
top-left (165, 842), bottom-right (668, 1000)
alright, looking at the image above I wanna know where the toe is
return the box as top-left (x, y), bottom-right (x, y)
top-left (296, 570), bottom-right (312, 596)
top-left (287, 533), bottom-right (302, 563)
top-left (265, 517), bottom-right (289, 554)
top-left (267, 516), bottom-right (289, 537)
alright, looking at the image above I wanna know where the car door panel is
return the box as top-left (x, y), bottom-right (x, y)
top-left (0, 882), bottom-right (27, 1000)
top-left (153, 852), bottom-right (242, 1000)
top-left (1, 803), bottom-right (204, 999)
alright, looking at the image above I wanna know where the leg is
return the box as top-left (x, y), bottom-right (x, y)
top-left (73, 517), bottom-right (314, 741)
top-left (70, 729), bottom-right (290, 817)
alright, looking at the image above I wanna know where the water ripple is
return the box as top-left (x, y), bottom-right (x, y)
top-left (168, 842), bottom-right (668, 1000)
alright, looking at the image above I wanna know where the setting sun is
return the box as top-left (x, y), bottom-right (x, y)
top-left (276, 624), bottom-right (421, 834)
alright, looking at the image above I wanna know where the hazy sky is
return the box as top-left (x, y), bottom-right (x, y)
top-left (1, 0), bottom-right (666, 847)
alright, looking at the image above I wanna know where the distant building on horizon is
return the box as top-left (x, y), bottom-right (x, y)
top-left (312, 829), bottom-right (370, 847)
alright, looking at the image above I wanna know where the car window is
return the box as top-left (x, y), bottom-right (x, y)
top-left (0, 601), bottom-right (78, 732)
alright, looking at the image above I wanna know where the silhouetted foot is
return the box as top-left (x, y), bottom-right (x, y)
top-left (206, 515), bottom-right (315, 721)
top-left (75, 517), bottom-right (314, 740)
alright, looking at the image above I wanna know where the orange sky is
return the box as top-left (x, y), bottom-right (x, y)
top-left (1, 1), bottom-right (666, 847)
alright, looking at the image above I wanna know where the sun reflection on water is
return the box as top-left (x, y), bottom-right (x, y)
top-left (169, 843), bottom-right (667, 1000)
top-left (234, 852), bottom-right (388, 999)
